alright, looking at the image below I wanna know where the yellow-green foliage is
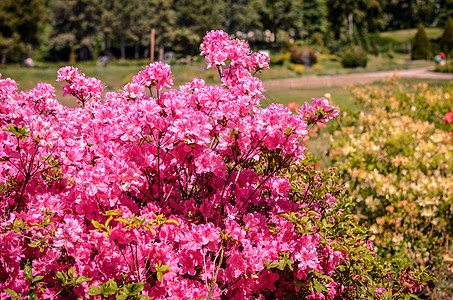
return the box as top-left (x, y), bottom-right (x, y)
top-left (327, 75), bottom-right (453, 298)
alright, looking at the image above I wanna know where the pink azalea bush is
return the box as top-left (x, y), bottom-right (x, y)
top-left (0, 31), bottom-right (431, 299)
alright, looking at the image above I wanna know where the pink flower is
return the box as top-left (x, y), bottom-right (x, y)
top-left (56, 66), bottom-right (78, 82)
top-left (287, 102), bottom-right (299, 110)
top-left (54, 217), bottom-right (83, 249)
top-left (445, 108), bottom-right (453, 124)
top-left (133, 62), bottom-right (173, 91)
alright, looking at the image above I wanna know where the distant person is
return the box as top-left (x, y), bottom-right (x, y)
top-left (24, 57), bottom-right (34, 68)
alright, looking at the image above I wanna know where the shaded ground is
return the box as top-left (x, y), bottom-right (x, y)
top-left (263, 67), bottom-right (453, 91)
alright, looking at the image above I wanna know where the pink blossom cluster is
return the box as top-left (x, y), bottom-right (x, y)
top-left (56, 66), bottom-right (103, 106)
top-left (297, 97), bottom-right (339, 125)
top-left (0, 31), bottom-right (421, 299)
top-left (200, 30), bottom-right (270, 101)
top-left (132, 62), bottom-right (173, 93)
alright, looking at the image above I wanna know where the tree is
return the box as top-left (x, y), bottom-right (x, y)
top-left (222, 0), bottom-right (262, 38)
top-left (440, 17), bottom-right (453, 55)
top-left (144, 0), bottom-right (177, 59)
top-left (0, 0), bottom-right (46, 62)
top-left (381, 0), bottom-right (436, 30)
top-left (302, 0), bottom-right (328, 41)
top-left (326, 0), bottom-right (383, 53)
top-left (252, 0), bottom-right (304, 48)
top-left (412, 22), bottom-right (432, 59)
top-left (435, 0), bottom-right (453, 26)
top-left (170, 0), bottom-right (224, 56)
top-left (49, 0), bottom-right (102, 61)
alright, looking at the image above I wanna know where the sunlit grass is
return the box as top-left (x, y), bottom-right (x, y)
top-left (1, 60), bottom-right (450, 108)
top-left (378, 27), bottom-right (443, 43)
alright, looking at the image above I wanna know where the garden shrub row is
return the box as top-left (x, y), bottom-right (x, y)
top-left (326, 75), bottom-right (453, 298)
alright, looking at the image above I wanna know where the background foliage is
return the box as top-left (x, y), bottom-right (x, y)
top-left (325, 75), bottom-right (453, 298)
top-left (2, 0), bottom-right (453, 63)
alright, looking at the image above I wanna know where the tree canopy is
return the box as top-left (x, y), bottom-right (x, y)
top-left (0, 0), bottom-right (46, 61)
top-left (1, 0), bottom-right (452, 62)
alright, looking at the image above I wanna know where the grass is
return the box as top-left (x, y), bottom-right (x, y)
top-left (366, 53), bottom-right (432, 70)
top-left (378, 27), bottom-right (443, 43)
top-left (1, 59), bottom-right (449, 108)
top-left (263, 85), bottom-right (356, 111)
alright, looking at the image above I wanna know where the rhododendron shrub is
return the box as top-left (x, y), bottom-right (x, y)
top-left (327, 77), bottom-right (452, 298)
top-left (0, 31), bottom-right (429, 299)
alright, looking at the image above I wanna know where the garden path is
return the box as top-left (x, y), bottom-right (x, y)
top-left (263, 67), bottom-right (453, 91)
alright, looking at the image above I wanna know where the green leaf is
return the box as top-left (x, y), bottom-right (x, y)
top-left (313, 282), bottom-right (326, 294)
top-left (103, 287), bottom-right (117, 296)
top-left (4, 289), bottom-right (18, 297)
top-left (139, 295), bottom-right (152, 300)
top-left (28, 240), bottom-right (41, 248)
top-left (67, 267), bottom-right (75, 279)
top-left (32, 275), bottom-right (44, 283)
top-left (86, 286), bottom-right (101, 296)
top-left (104, 210), bottom-right (121, 216)
top-left (117, 295), bottom-right (128, 300)
top-left (156, 271), bottom-right (163, 282)
top-left (166, 219), bottom-right (180, 225)
top-left (24, 264), bottom-right (33, 282)
top-left (115, 217), bottom-right (130, 224)
top-left (107, 278), bottom-right (118, 289)
top-left (3, 124), bottom-right (30, 138)
top-left (130, 282), bottom-right (145, 295)
top-left (105, 216), bottom-right (113, 228)
top-left (278, 259), bottom-right (287, 271)
top-left (318, 274), bottom-right (334, 282)
top-left (75, 276), bottom-right (92, 285)
top-left (269, 261), bottom-right (279, 269)
top-left (143, 224), bottom-right (155, 233)
top-left (92, 220), bottom-right (102, 230)
top-left (28, 290), bottom-right (38, 300)
top-left (158, 265), bottom-right (171, 272)
top-left (56, 270), bottom-right (66, 282)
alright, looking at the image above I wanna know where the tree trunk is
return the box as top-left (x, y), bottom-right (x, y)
top-left (87, 44), bottom-right (94, 60)
top-left (69, 44), bottom-right (77, 64)
top-left (105, 35), bottom-right (111, 57)
top-left (120, 35), bottom-right (126, 59)
top-left (135, 40), bottom-right (140, 59)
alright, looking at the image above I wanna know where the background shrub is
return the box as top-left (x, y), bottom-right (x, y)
top-left (290, 45), bottom-right (317, 66)
top-left (440, 17), bottom-right (453, 56)
top-left (341, 45), bottom-right (368, 68)
top-left (325, 76), bottom-right (453, 298)
top-left (412, 23), bottom-right (432, 60)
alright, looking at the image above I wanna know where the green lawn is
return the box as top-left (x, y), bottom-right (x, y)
top-left (262, 85), bottom-right (356, 111)
top-left (1, 60), bottom-right (449, 109)
top-left (378, 27), bottom-right (443, 43)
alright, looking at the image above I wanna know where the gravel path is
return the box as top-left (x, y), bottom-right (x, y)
top-left (263, 67), bottom-right (453, 91)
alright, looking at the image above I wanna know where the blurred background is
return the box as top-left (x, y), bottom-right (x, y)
top-left (2, 0), bottom-right (453, 62)
top-left (1, 0), bottom-right (453, 106)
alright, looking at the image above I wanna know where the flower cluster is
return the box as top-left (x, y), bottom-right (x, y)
top-left (0, 32), bottom-right (428, 299)
top-left (298, 97), bottom-right (339, 125)
top-left (56, 66), bottom-right (103, 107)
